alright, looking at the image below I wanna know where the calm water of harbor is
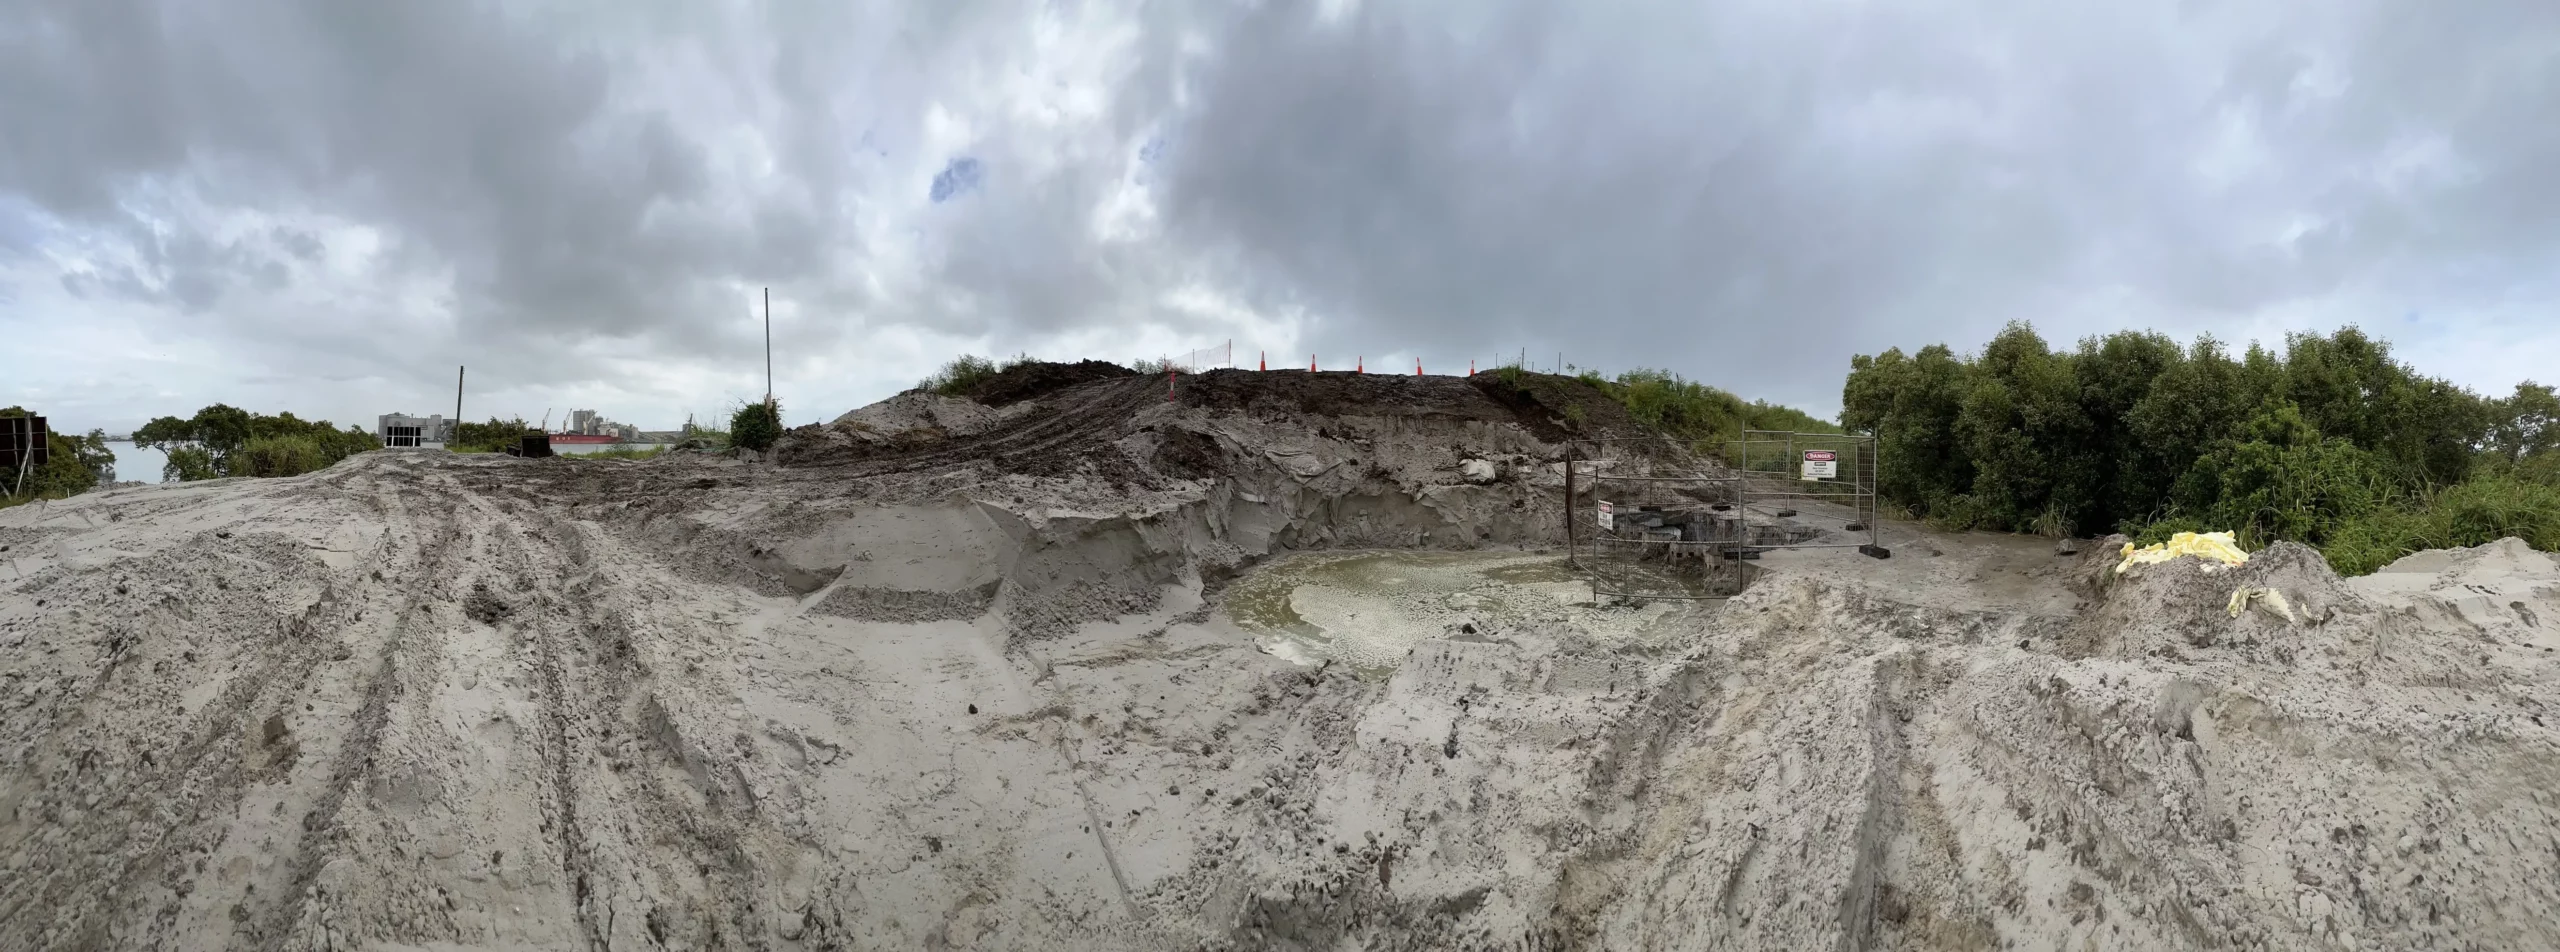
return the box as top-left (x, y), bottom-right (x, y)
top-left (105, 441), bottom-right (168, 485)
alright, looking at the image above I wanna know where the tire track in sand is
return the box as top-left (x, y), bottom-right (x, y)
top-left (0, 466), bottom-right (437, 949)
top-left (248, 473), bottom-right (477, 946)
top-left (479, 488), bottom-right (783, 951)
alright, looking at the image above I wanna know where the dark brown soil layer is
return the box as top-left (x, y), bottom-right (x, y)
top-left (771, 365), bottom-right (1646, 483)
top-left (964, 359), bottom-right (1137, 406)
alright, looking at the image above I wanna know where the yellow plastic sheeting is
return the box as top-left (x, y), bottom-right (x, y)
top-left (2117, 531), bottom-right (2250, 575)
top-left (2227, 586), bottom-right (2296, 622)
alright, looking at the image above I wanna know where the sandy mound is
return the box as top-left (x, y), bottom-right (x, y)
top-left (6, 372), bottom-right (2559, 951)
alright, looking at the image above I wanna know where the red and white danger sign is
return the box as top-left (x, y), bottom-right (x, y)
top-left (1801, 450), bottom-right (1837, 480)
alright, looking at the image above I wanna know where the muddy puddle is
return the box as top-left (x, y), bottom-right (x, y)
top-left (1222, 549), bottom-right (1631, 673)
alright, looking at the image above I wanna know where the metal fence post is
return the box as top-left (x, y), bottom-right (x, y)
top-left (1564, 441), bottom-right (1577, 562)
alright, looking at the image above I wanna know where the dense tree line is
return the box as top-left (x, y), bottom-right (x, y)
top-left (0, 406), bottom-right (116, 506)
top-left (1842, 324), bottom-right (2560, 572)
top-left (134, 404), bottom-right (380, 480)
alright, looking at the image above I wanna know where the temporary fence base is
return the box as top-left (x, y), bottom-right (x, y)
top-left (1566, 431), bottom-right (1883, 600)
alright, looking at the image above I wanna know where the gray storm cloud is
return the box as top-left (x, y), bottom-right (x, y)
top-left (1, 0), bottom-right (2556, 424)
top-left (1158, 1), bottom-right (2560, 405)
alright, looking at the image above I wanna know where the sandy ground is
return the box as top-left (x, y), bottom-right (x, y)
top-left (6, 372), bottom-right (2560, 951)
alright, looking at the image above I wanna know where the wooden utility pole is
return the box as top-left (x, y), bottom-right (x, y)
top-left (454, 366), bottom-right (465, 425)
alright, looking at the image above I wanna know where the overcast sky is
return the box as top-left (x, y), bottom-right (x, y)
top-left (5, 0), bottom-right (2558, 436)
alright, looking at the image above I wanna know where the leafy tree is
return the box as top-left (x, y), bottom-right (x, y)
top-left (134, 404), bottom-right (376, 480)
top-left (1952, 323), bottom-right (2091, 531)
top-left (2073, 330), bottom-right (2183, 530)
top-left (1843, 324), bottom-right (2501, 564)
top-left (2487, 382), bottom-right (2560, 464)
top-left (164, 446), bottom-right (219, 482)
top-left (0, 406), bottom-right (115, 502)
top-left (2126, 336), bottom-right (2254, 515)
top-left (2274, 328), bottom-right (2486, 485)
top-left (1843, 344), bottom-right (1973, 514)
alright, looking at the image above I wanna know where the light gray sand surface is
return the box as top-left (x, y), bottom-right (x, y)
top-left (6, 376), bottom-right (2560, 951)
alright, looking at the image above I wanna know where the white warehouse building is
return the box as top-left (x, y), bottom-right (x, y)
top-left (378, 413), bottom-right (452, 449)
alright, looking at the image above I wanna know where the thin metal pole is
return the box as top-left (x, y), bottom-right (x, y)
top-left (1564, 442), bottom-right (1576, 562)
top-left (454, 365), bottom-right (465, 427)
top-left (763, 288), bottom-right (773, 413)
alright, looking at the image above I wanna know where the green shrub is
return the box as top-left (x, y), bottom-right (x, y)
top-left (2478, 449), bottom-right (2560, 488)
top-left (164, 446), bottom-right (219, 482)
top-left (450, 417), bottom-right (535, 453)
top-left (921, 355), bottom-right (1013, 395)
top-left (730, 400), bottom-right (783, 452)
top-left (2163, 404), bottom-right (2401, 549)
top-left (2122, 514), bottom-right (2212, 547)
top-left (2027, 505), bottom-right (2073, 540)
top-left (2324, 478), bottom-right (2560, 575)
top-left (236, 435), bottom-right (331, 477)
top-left (582, 445), bottom-right (669, 461)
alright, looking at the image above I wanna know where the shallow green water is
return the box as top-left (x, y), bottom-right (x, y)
top-left (1222, 550), bottom-right (1594, 672)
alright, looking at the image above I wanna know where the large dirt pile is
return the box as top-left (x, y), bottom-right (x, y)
top-left (780, 366), bottom-right (1646, 477)
top-left (4, 369), bottom-right (2558, 951)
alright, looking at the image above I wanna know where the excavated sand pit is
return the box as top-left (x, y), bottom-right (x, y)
top-left (1221, 551), bottom-right (1685, 673)
top-left (6, 368), bottom-right (2560, 951)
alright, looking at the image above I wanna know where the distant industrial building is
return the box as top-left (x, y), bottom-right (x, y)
top-left (562, 409), bottom-right (639, 442)
top-left (378, 413), bottom-right (451, 449)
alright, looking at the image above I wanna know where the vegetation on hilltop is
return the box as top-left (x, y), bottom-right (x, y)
top-left (919, 354), bottom-right (1035, 396)
top-left (1510, 363), bottom-right (1840, 447)
top-left (1842, 323), bottom-right (2560, 573)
